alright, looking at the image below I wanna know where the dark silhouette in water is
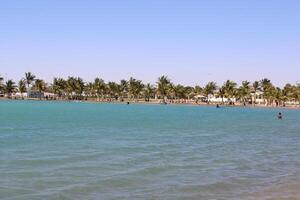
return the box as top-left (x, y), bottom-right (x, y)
top-left (278, 112), bottom-right (283, 119)
top-left (216, 104), bottom-right (220, 108)
top-left (127, 102), bottom-right (130, 105)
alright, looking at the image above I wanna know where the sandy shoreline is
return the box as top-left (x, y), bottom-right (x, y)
top-left (1, 97), bottom-right (300, 110)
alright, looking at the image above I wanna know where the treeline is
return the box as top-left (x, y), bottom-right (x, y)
top-left (0, 72), bottom-right (300, 105)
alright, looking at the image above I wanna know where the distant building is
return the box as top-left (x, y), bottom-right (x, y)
top-left (207, 94), bottom-right (236, 103)
top-left (13, 92), bottom-right (28, 98)
top-left (251, 91), bottom-right (264, 104)
top-left (44, 92), bottom-right (56, 99)
top-left (194, 94), bottom-right (206, 102)
top-left (28, 91), bottom-right (56, 99)
top-left (28, 90), bottom-right (44, 99)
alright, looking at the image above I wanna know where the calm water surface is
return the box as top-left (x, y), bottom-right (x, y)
top-left (1, 100), bottom-right (300, 200)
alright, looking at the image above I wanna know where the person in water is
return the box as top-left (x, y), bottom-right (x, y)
top-left (216, 104), bottom-right (220, 108)
top-left (278, 112), bottom-right (283, 119)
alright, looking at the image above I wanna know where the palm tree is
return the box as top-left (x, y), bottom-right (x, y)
top-left (294, 84), bottom-right (300, 104)
top-left (66, 77), bottom-right (85, 99)
top-left (194, 85), bottom-right (203, 95)
top-left (217, 86), bottom-right (226, 104)
top-left (25, 72), bottom-right (36, 90)
top-left (260, 78), bottom-right (271, 91)
top-left (85, 82), bottom-right (95, 98)
top-left (274, 87), bottom-right (284, 106)
top-left (282, 84), bottom-right (293, 104)
top-left (266, 86), bottom-right (277, 106)
top-left (2, 73), bottom-right (300, 106)
top-left (144, 83), bottom-right (155, 101)
top-left (4, 80), bottom-right (16, 98)
top-left (193, 85), bottom-right (203, 104)
top-left (252, 81), bottom-right (260, 105)
top-left (223, 80), bottom-right (237, 103)
top-left (157, 76), bottom-right (171, 103)
top-left (170, 84), bottom-right (185, 100)
top-left (76, 77), bottom-right (85, 98)
top-left (93, 78), bottom-right (106, 101)
top-left (238, 81), bottom-right (251, 104)
top-left (203, 82), bottom-right (217, 103)
top-left (52, 78), bottom-right (67, 99)
top-left (0, 75), bottom-right (4, 94)
top-left (107, 81), bottom-right (120, 100)
top-left (66, 77), bottom-right (76, 99)
top-left (128, 77), bottom-right (144, 101)
top-left (18, 79), bottom-right (27, 99)
top-left (260, 78), bottom-right (273, 105)
top-left (120, 79), bottom-right (128, 100)
top-left (184, 86), bottom-right (194, 100)
top-left (33, 79), bottom-right (46, 99)
top-left (296, 84), bottom-right (300, 104)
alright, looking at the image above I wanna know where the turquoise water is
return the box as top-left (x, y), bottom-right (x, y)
top-left (1, 100), bottom-right (300, 200)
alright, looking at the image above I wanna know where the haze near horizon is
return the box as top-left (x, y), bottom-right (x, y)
top-left (1, 0), bottom-right (300, 87)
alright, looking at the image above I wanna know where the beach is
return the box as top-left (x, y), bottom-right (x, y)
top-left (1, 97), bottom-right (300, 110)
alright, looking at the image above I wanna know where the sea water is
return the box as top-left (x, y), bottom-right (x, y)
top-left (0, 100), bottom-right (300, 200)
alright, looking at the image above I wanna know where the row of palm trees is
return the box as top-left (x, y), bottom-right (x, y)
top-left (0, 72), bottom-right (299, 105)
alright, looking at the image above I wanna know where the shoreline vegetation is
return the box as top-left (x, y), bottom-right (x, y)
top-left (0, 72), bottom-right (300, 109)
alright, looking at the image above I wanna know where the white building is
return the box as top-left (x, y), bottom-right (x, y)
top-left (207, 94), bottom-right (236, 103)
top-left (13, 92), bottom-right (28, 98)
top-left (251, 91), bottom-right (264, 104)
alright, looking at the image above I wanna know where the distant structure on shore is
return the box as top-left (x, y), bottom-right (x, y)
top-left (0, 72), bottom-right (299, 107)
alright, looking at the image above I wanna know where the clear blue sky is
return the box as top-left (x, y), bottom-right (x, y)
top-left (1, 0), bottom-right (300, 86)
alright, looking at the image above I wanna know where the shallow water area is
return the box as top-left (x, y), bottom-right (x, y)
top-left (1, 100), bottom-right (300, 199)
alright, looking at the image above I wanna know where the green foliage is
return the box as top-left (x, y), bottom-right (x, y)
top-left (144, 83), bottom-right (155, 101)
top-left (204, 82), bottom-right (217, 97)
top-left (128, 77), bottom-right (144, 100)
top-left (157, 76), bottom-right (171, 100)
top-left (0, 75), bottom-right (4, 93)
top-left (4, 80), bottom-right (16, 97)
top-left (25, 72), bottom-right (36, 89)
top-left (18, 79), bottom-right (27, 94)
top-left (1, 72), bottom-right (300, 106)
top-left (33, 79), bottom-right (46, 93)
